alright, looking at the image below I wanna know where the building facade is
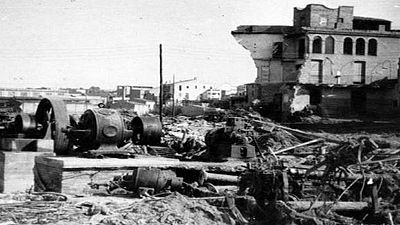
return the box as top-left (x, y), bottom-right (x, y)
top-left (200, 89), bottom-right (222, 100)
top-left (163, 77), bottom-right (213, 103)
top-left (232, 4), bottom-right (400, 119)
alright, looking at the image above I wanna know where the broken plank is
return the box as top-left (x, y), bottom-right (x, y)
top-left (274, 138), bottom-right (324, 155)
top-left (199, 170), bottom-right (238, 185)
top-left (286, 201), bottom-right (369, 212)
top-left (263, 121), bottom-right (342, 144)
top-left (34, 156), bottom-right (247, 195)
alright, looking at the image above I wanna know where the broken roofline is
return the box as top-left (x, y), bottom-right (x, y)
top-left (353, 16), bottom-right (391, 23)
top-left (231, 25), bottom-right (294, 35)
top-left (231, 25), bottom-right (400, 38)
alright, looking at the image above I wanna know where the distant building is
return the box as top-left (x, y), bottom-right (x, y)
top-left (236, 85), bottom-right (247, 96)
top-left (116, 85), bottom-right (153, 101)
top-left (163, 77), bottom-right (212, 104)
top-left (217, 84), bottom-right (238, 100)
top-left (0, 87), bottom-right (68, 98)
top-left (130, 98), bottom-right (156, 115)
top-left (109, 97), bottom-right (156, 115)
top-left (232, 4), bottom-right (400, 119)
top-left (0, 87), bottom-right (105, 114)
top-left (200, 88), bottom-right (222, 100)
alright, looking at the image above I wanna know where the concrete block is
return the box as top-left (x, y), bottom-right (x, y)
top-left (0, 151), bottom-right (55, 193)
top-left (34, 139), bottom-right (54, 152)
top-left (0, 138), bottom-right (54, 152)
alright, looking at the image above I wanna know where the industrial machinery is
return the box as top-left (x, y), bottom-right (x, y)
top-left (205, 117), bottom-right (256, 161)
top-left (108, 168), bottom-right (183, 195)
top-left (131, 116), bottom-right (162, 145)
top-left (1, 97), bottom-right (162, 155)
top-left (64, 108), bottom-right (132, 151)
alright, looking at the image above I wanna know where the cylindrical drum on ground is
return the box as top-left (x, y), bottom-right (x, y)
top-left (78, 108), bottom-right (126, 149)
top-left (131, 116), bottom-right (162, 145)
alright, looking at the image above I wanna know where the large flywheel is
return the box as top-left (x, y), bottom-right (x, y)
top-left (35, 98), bottom-right (70, 155)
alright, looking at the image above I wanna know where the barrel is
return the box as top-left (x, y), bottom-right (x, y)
top-left (131, 116), bottom-right (162, 145)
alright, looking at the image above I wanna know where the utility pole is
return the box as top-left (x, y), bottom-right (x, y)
top-left (172, 74), bottom-right (175, 117)
top-left (159, 44), bottom-right (163, 123)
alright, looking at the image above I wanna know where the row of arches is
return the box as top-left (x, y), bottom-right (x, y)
top-left (311, 36), bottom-right (377, 56)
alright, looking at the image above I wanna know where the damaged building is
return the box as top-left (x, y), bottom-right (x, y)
top-left (232, 4), bottom-right (400, 120)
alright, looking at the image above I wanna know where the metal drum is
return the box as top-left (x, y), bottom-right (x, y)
top-left (131, 116), bottom-right (162, 145)
top-left (77, 108), bottom-right (127, 150)
top-left (14, 113), bottom-right (37, 134)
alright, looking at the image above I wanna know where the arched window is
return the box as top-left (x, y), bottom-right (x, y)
top-left (312, 36), bottom-right (322, 53)
top-left (343, 37), bottom-right (353, 55)
top-left (325, 36), bottom-right (335, 54)
top-left (355, 38), bottom-right (365, 55)
top-left (368, 39), bottom-right (377, 56)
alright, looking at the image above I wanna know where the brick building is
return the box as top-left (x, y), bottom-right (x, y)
top-left (232, 4), bottom-right (400, 119)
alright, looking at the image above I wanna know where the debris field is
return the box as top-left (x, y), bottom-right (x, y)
top-left (1, 108), bottom-right (400, 225)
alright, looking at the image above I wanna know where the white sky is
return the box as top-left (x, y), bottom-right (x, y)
top-left (0, 0), bottom-right (399, 89)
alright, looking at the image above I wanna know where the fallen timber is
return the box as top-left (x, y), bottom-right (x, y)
top-left (262, 121), bottom-right (342, 144)
top-left (274, 138), bottom-right (324, 154)
top-left (286, 201), bottom-right (369, 212)
top-left (34, 156), bottom-right (247, 194)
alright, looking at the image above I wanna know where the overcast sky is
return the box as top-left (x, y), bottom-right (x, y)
top-left (0, 0), bottom-right (399, 89)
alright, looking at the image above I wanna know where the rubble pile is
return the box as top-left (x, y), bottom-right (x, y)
top-left (160, 110), bottom-right (313, 160)
top-left (162, 116), bottom-right (221, 159)
top-left (256, 130), bottom-right (303, 154)
top-left (3, 105), bottom-right (400, 224)
top-left (234, 135), bottom-right (400, 224)
top-left (94, 192), bottom-right (233, 225)
top-left (0, 192), bottom-right (234, 225)
top-left (154, 110), bottom-right (400, 224)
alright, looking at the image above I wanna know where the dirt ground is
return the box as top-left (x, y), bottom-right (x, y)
top-left (0, 192), bottom-right (233, 225)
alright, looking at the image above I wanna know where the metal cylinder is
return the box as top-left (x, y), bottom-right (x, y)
top-left (14, 113), bottom-right (37, 133)
top-left (126, 168), bottom-right (183, 193)
top-left (131, 116), bottom-right (162, 145)
top-left (78, 108), bottom-right (126, 149)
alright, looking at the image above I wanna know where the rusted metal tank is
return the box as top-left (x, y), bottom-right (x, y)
top-left (111, 168), bottom-right (183, 193)
top-left (131, 116), bottom-right (162, 145)
top-left (14, 113), bottom-right (37, 134)
top-left (75, 108), bottom-right (130, 150)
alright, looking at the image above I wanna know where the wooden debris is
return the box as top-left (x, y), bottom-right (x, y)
top-left (274, 138), bottom-right (324, 155)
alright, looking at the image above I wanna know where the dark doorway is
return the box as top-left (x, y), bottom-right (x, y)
top-left (272, 93), bottom-right (283, 121)
top-left (298, 39), bottom-right (305, 58)
top-left (351, 89), bottom-right (366, 115)
top-left (309, 88), bottom-right (322, 105)
top-left (273, 93), bottom-right (283, 112)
